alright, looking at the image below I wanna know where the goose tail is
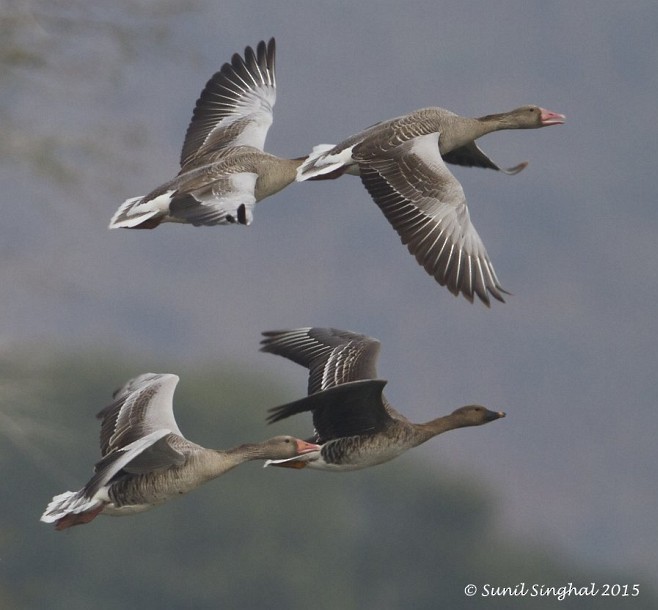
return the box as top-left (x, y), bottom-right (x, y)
top-left (296, 144), bottom-right (354, 181)
top-left (40, 490), bottom-right (105, 530)
top-left (108, 192), bottom-right (174, 229)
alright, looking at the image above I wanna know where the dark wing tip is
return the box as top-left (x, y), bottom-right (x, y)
top-left (444, 260), bottom-right (510, 307)
top-left (266, 403), bottom-right (288, 425)
top-left (500, 161), bottom-right (528, 175)
top-left (179, 38), bottom-right (276, 167)
top-left (259, 329), bottom-right (289, 353)
top-left (247, 38), bottom-right (276, 83)
top-left (264, 37), bottom-right (276, 68)
top-left (359, 165), bottom-right (509, 308)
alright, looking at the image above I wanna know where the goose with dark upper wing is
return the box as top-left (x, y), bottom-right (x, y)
top-left (260, 327), bottom-right (505, 471)
top-left (40, 373), bottom-right (319, 530)
top-left (297, 105), bottom-right (565, 306)
top-left (109, 38), bottom-right (304, 229)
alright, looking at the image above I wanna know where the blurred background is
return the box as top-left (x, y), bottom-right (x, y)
top-left (1, 1), bottom-right (657, 608)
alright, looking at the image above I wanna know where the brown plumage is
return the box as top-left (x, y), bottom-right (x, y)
top-left (261, 327), bottom-right (505, 471)
top-left (40, 373), bottom-right (319, 529)
top-left (109, 38), bottom-right (304, 229)
top-left (297, 105), bottom-right (565, 305)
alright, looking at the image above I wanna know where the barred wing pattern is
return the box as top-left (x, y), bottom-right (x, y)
top-left (261, 327), bottom-right (409, 422)
top-left (180, 38), bottom-right (276, 168)
top-left (357, 133), bottom-right (507, 306)
top-left (98, 373), bottom-right (183, 457)
top-left (261, 327), bottom-right (380, 394)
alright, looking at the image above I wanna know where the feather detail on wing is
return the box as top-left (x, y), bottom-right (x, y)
top-left (356, 132), bottom-right (508, 306)
top-left (180, 38), bottom-right (276, 167)
top-left (261, 328), bottom-right (410, 422)
top-left (98, 374), bottom-right (183, 456)
top-left (261, 327), bottom-right (381, 393)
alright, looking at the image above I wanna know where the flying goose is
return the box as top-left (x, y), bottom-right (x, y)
top-left (109, 38), bottom-right (303, 229)
top-left (40, 373), bottom-right (319, 529)
top-left (297, 105), bottom-right (565, 305)
top-left (260, 327), bottom-right (505, 471)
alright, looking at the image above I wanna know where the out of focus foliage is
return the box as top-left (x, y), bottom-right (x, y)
top-left (0, 0), bottom-right (196, 185)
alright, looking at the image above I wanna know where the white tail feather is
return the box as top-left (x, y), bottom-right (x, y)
top-left (108, 192), bottom-right (174, 229)
top-left (296, 144), bottom-right (353, 181)
top-left (40, 489), bottom-right (102, 523)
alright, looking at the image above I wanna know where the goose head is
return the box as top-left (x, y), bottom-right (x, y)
top-left (450, 405), bottom-right (506, 427)
top-left (261, 435), bottom-right (321, 460)
top-left (511, 105), bottom-right (566, 128)
top-left (480, 105), bottom-right (565, 129)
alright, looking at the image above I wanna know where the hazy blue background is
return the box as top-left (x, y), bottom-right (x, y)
top-left (3, 0), bottom-right (657, 588)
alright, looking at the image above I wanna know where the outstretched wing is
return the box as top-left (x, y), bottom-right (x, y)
top-left (98, 373), bottom-right (183, 456)
top-left (180, 38), bottom-right (276, 167)
top-left (261, 327), bottom-right (410, 423)
top-left (260, 327), bottom-right (381, 394)
top-left (356, 132), bottom-right (508, 306)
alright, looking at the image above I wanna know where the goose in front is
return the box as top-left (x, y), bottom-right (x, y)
top-left (109, 38), bottom-right (304, 229)
top-left (297, 104), bottom-right (565, 305)
top-left (40, 373), bottom-right (319, 530)
top-left (260, 327), bottom-right (505, 471)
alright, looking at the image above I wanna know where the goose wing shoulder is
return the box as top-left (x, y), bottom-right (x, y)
top-left (86, 373), bottom-right (190, 499)
top-left (82, 430), bottom-right (186, 502)
top-left (268, 379), bottom-right (391, 442)
top-left (355, 132), bottom-right (507, 305)
top-left (180, 38), bottom-right (276, 168)
top-left (98, 373), bottom-right (184, 457)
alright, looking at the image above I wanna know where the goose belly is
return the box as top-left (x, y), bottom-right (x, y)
top-left (106, 472), bottom-right (203, 513)
top-left (314, 439), bottom-right (409, 471)
top-left (103, 502), bottom-right (161, 517)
